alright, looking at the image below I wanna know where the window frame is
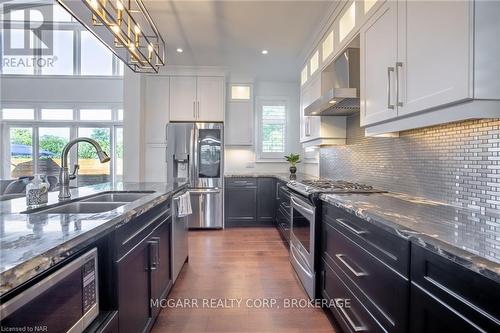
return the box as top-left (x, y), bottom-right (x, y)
top-left (0, 16), bottom-right (123, 77)
top-left (255, 97), bottom-right (289, 161)
top-left (0, 105), bottom-right (123, 183)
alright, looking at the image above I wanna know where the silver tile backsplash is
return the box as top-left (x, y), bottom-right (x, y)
top-left (320, 115), bottom-right (500, 212)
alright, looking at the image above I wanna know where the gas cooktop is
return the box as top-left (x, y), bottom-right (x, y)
top-left (287, 179), bottom-right (386, 197)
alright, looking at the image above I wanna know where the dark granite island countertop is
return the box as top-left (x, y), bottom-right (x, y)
top-left (320, 192), bottom-right (500, 283)
top-left (0, 181), bottom-right (188, 296)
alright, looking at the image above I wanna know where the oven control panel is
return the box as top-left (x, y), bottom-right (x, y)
top-left (82, 257), bottom-right (97, 312)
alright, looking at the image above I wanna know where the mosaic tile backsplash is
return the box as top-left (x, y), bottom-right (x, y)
top-left (320, 115), bottom-right (500, 213)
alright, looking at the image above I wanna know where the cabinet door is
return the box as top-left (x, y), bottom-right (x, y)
top-left (300, 85), bottom-right (311, 142)
top-left (257, 178), bottom-right (276, 224)
top-left (307, 76), bottom-right (322, 139)
top-left (397, 0), bottom-right (472, 116)
top-left (226, 101), bottom-right (253, 145)
top-left (169, 76), bottom-right (197, 121)
top-left (197, 76), bottom-right (224, 121)
top-left (224, 186), bottom-right (257, 226)
top-left (144, 76), bottom-right (169, 143)
top-left (117, 239), bottom-right (151, 333)
top-left (150, 219), bottom-right (172, 319)
top-left (360, 1), bottom-right (398, 126)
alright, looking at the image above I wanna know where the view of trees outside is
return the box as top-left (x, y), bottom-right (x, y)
top-left (9, 127), bottom-right (119, 182)
top-left (262, 104), bottom-right (286, 153)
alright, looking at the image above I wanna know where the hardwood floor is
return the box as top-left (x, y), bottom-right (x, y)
top-left (151, 227), bottom-right (337, 333)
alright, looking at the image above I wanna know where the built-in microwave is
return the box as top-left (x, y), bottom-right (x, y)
top-left (0, 248), bottom-right (99, 332)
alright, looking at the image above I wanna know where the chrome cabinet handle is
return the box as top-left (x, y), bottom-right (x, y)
top-left (148, 239), bottom-right (159, 270)
top-left (396, 62), bottom-right (403, 107)
top-left (335, 254), bottom-right (367, 277)
top-left (197, 101), bottom-right (200, 119)
top-left (336, 218), bottom-right (368, 235)
top-left (193, 101), bottom-right (196, 118)
top-left (387, 67), bottom-right (395, 109)
top-left (338, 304), bottom-right (367, 332)
top-left (276, 182), bottom-right (280, 200)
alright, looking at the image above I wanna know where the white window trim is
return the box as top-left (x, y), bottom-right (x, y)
top-left (255, 96), bottom-right (289, 161)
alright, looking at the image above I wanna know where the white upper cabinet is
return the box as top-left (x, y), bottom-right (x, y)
top-left (169, 76), bottom-right (224, 122)
top-left (169, 76), bottom-right (197, 121)
top-left (197, 76), bottom-right (224, 121)
top-left (396, 0), bottom-right (472, 116)
top-left (144, 76), bottom-right (169, 143)
top-left (360, 1), bottom-right (398, 126)
top-left (338, 1), bottom-right (356, 44)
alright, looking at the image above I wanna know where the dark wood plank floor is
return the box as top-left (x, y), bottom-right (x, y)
top-left (151, 227), bottom-right (337, 333)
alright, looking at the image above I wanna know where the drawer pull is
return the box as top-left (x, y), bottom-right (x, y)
top-left (335, 254), bottom-right (368, 277)
top-left (337, 304), bottom-right (368, 332)
top-left (336, 218), bottom-right (368, 235)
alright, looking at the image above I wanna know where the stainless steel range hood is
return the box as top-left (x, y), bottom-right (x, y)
top-left (305, 48), bottom-right (360, 116)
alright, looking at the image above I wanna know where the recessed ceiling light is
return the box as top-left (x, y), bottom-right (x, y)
top-left (261, 50), bottom-right (268, 55)
top-left (176, 48), bottom-right (183, 53)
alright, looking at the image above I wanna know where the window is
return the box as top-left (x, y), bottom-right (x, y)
top-left (1, 107), bottom-right (123, 185)
top-left (339, 2), bottom-right (356, 43)
top-left (257, 100), bottom-right (287, 159)
top-left (80, 109), bottom-right (112, 121)
top-left (81, 31), bottom-right (113, 76)
top-left (231, 85), bottom-right (251, 100)
top-left (0, 3), bottom-right (123, 76)
top-left (77, 127), bottom-right (111, 186)
top-left (40, 30), bottom-right (74, 75)
top-left (322, 30), bottom-right (334, 62)
top-left (9, 127), bottom-right (33, 178)
top-left (41, 109), bottom-right (73, 120)
top-left (2, 109), bottom-right (34, 120)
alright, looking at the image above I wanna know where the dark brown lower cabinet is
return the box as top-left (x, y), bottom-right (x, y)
top-left (116, 214), bottom-right (172, 333)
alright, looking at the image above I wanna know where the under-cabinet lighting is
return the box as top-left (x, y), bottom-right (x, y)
top-left (329, 100), bottom-right (337, 104)
top-left (176, 48), bottom-right (183, 53)
top-left (261, 50), bottom-right (268, 55)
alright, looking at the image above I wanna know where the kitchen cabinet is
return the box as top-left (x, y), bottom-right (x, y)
top-left (409, 243), bottom-right (500, 333)
top-left (320, 202), bottom-right (410, 333)
top-left (360, 1), bottom-right (399, 125)
top-left (144, 76), bottom-right (169, 144)
top-left (360, 0), bottom-right (500, 133)
top-left (224, 178), bottom-right (257, 227)
top-left (224, 177), bottom-right (276, 227)
top-left (226, 99), bottom-right (253, 146)
top-left (115, 204), bottom-right (172, 333)
top-left (257, 177), bottom-right (276, 224)
top-left (169, 76), bottom-right (224, 122)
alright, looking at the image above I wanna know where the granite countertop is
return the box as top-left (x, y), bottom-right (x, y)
top-left (320, 192), bottom-right (500, 283)
top-left (0, 181), bottom-right (188, 296)
top-left (225, 172), bottom-right (318, 183)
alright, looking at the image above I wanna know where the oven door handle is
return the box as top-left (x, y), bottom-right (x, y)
top-left (290, 244), bottom-right (313, 278)
top-left (291, 196), bottom-right (314, 218)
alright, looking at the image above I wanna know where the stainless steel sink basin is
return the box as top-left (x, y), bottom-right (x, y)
top-left (37, 202), bottom-right (126, 214)
top-left (81, 192), bottom-right (152, 203)
top-left (23, 191), bottom-right (155, 214)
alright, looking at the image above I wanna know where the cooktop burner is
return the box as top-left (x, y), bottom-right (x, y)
top-left (287, 179), bottom-right (386, 197)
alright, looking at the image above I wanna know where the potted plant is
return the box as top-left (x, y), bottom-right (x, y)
top-left (284, 153), bottom-right (301, 176)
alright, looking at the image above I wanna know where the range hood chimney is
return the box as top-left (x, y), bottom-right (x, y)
top-left (305, 48), bottom-right (360, 116)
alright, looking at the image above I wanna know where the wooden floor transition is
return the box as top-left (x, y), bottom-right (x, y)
top-left (151, 227), bottom-right (337, 333)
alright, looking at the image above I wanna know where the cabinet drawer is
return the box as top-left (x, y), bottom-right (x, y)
top-left (411, 243), bottom-right (500, 331)
top-left (225, 177), bottom-right (257, 187)
top-left (323, 202), bottom-right (409, 276)
top-left (321, 259), bottom-right (385, 333)
top-left (114, 203), bottom-right (171, 259)
top-left (322, 221), bottom-right (409, 332)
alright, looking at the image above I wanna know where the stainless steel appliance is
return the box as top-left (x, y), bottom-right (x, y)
top-left (0, 248), bottom-right (99, 332)
top-left (167, 122), bottom-right (223, 229)
top-left (287, 179), bottom-right (385, 300)
top-left (172, 190), bottom-right (190, 282)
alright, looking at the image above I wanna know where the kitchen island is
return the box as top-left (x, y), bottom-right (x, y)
top-left (0, 181), bottom-right (188, 297)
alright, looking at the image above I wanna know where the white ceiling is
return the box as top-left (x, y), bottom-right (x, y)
top-left (144, 0), bottom-right (335, 82)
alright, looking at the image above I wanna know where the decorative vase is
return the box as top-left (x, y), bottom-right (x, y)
top-left (289, 166), bottom-right (297, 174)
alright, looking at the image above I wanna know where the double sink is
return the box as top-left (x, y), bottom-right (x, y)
top-left (24, 191), bottom-right (154, 214)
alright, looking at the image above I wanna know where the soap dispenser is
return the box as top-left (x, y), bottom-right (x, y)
top-left (26, 174), bottom-right (49, 207)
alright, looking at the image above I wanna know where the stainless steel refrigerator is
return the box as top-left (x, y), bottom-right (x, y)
top-left (167, 122), bottom-right (223, 229)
